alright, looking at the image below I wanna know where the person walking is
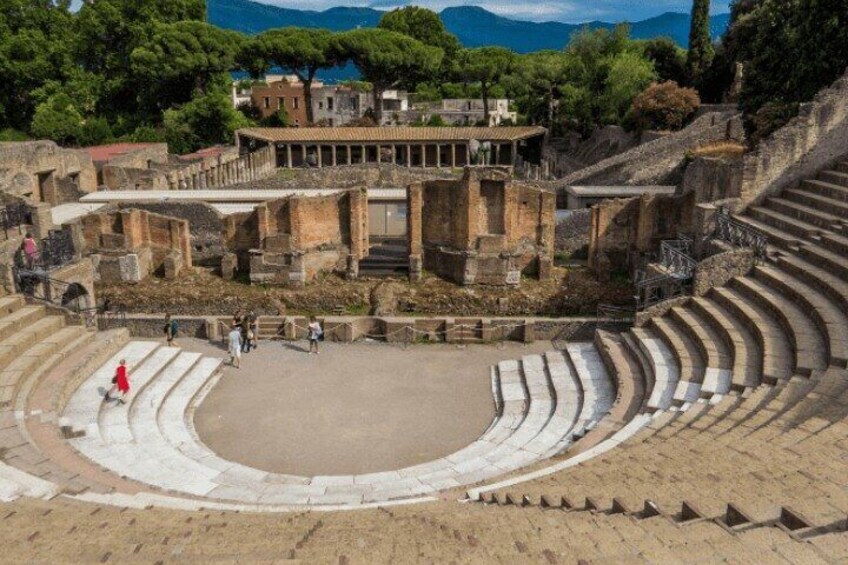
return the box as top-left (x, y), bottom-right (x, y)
top-left (105, 359), bottom-right (130, 404)
top-left (308, 316), bottom-right (323, 355)
top-left (164, 314), bottom-right (178, 347)
top-left (248, 311), bottom-right (258, 351)
top-left (22, 232), bottom-right (39, 268)
top-left (228, 326), bottom-right (243, 368)
top-left (241, 313), bottom-right (251, 353)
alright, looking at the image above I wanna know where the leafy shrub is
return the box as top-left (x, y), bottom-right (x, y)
top-left (627, 81), bottom-right (700, 132)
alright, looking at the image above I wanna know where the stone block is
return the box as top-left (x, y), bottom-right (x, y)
top-left (221, 252), bottom-right (237, 281)
top-left (163, 251), bottom-right (183, 280)
top-left (263, 233), bottom-right (292, 253)
top-left (476, 234), bottom-right (506, 254)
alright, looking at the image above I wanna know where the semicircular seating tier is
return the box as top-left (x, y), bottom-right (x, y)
top-left (0, 158), bottom-right (845, 522)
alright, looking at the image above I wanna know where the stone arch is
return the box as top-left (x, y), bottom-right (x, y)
top-left (61, 282), bottom-right (91, 311)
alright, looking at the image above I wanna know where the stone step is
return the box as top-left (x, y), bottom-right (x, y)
top-left (669, 305), bottom-right (733, 397)
top-left (565, 343), bottom-right (615, 438)
top-left (710, 287), bottom-right (793, 384)
top-left (649, 317), bottom-right (706, 390)
top-left (730, 276), bottom-right (827, 376)
top-left (754, 264), bottom-right (848, 368)
top-left (63, 341), bottom-right (160, 436)
top-left (620, 332), bottom-right (655, 412)
top-left (776, 253), bottom-right (848, 314)
top-left (689, 297), bottom-right (761, 390)
top-left (730, 214), bottom-right (802, 250)
top-left (541, 351), bottom-right (581, 457)
top-left (0, 305), bottom-right (48, 344)
top-left (629, 327), bottom-right (679, 410)
top-left (813, 173), bottom-right (848, 193)
top-left (0, 316), bottom-right (66, 385)
top-left (748, 206), bottom-right (822, 240)
top-left (783, 188), bottom-right (848, 217)
top-left (765, 197), bottom-right (846, 230)
top-left (799, 242), bottom-right (848, 280)
top-left (819, 232), bottom-right (848, 257)
top-left (0, 294), bottom-right (25, 316)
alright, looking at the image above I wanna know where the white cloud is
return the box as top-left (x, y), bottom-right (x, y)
top-left (254, 1), bottom-right (732, 23)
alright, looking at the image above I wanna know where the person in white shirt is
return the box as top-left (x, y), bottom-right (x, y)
top-left (228, 327), bottom-right (242, 368)
top-left (307, 316), bottom-right (322, 355)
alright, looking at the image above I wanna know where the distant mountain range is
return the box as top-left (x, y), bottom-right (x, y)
top-left (208, 0), bottom-right (731, 52)
top-left (209, 0), bottom-right (731, 81)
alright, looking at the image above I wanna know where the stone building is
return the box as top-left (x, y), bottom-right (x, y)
top-left (236, 127), bottom-right (547, 170)
top-left (408, 99), bottom-right (516, 127)
top-left (408, 168), bottom-right (555, 286)
top-left (0, 141), bottom-right (97, 205)
top-left (250, 78), bottom-right (310, 125)
top-left (87, 143), bottom-right (275, 192)
top-left (221, 189), bottom-right (368, 286)
top-left (77, 208), bottom-right (192, 283)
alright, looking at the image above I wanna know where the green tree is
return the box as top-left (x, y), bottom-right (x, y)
top-left (601, 52), bottom-right (657, 124)
top-left (627, 81), bottom-right (700, 131)
top-left (131, 21), bottom-right (243, 113)
top-left (337, 29), bottom-right (443, 123)
top-left (244, 28), bottom-right (345, 125)
top-left (163, 93), bottom-right (251, 155)
top-left (687, 0), bottom-right (714, 85)
top-left (379, 6), bottom-right (460, 80)
top-left (457, 47), bottom-right (516, 124)
top-left (642, 37), bottom-right (687, 85)
top-left (0, 0), bottom-right (75, 130)
top-left (30, 93), bottom-right (84, 145)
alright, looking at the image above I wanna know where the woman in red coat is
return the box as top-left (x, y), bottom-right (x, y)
top-left (106, 359), bottom-right (130, 405)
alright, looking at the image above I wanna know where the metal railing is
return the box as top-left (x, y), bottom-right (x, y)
top-left (0, 202), bottom-right (31, 236)
top-left (659, 238), bottom-right (697, 279)
top-left (17, 229), bottom-right (76, 271)
top-left (635, 274), bottom-right (692, 311)
top-left (713, 207), bottom-right (768, 261)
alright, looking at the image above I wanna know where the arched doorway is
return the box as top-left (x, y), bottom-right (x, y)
top-left (61, 283), bottom-right (91, 312)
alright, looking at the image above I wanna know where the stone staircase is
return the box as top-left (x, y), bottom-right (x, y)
top-left (358, 237), bottom-right (409, 277)
top-left (458, 161), bottom-right (848, 540)
top-left (51, 342), bottom-right (618, 508)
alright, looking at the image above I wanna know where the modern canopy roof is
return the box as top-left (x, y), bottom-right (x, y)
top-left (237, 126), bottom-right (547, 144)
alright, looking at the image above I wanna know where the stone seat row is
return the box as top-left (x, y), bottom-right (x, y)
top-left (55, 340), bottom-right (619, 509)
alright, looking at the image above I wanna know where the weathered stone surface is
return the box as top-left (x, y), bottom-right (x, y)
top-left (692, 248), bottom-right (755, 297)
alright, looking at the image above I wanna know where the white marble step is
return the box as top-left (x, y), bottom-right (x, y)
top-left (701, 367), bottom-right (733, 396)
top-left (631, 328), bottom-right (680, 410)
top-left (0, 460), bottom-right (59, 501)
top-left (566, 342), bottom-right (615, 437)
top-left (62, 341), bottom-right (159, 435)
top-left (99, 347), bottom-right (181, 443)
top-left (542, 350), bottom-right (582, 457)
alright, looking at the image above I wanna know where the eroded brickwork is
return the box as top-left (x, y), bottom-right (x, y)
top-left (0, 141), bottom-right (96, 205)
top-left (77, 209), bottom-right (191, 283)
top-left (409, 167), bottom-right (555, 286)
top-left (222, 189), bottom-right (368, 286)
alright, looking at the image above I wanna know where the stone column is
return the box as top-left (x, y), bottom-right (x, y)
top-left (451, 144), bottom-right (457, 168)
top-left (286, 145), bottom-right (293, 168)
top-left (301, 145), bottom-right (307, 167)
top-left (436, 144), bottom-right (441, 168)
top-left (317, 145), bottom-right (323, 168)
top-left (421, 144), bottom-right (427, 168)
top-left (361, 145), bottom-right (367, 164)
top-left (346, 145), bottom-right (352, 166)
top-left (376, 145), bottom-right (382, 165)
top-left (511, 141), bottom-right (518, 166)
top-left (391, 144), bottom-right (397, 165)
top-left (406, 145), bottom-right (412, 168)
top-left (407, 182), bottom-right (424, 282)
top-left (331, 145), bottom-right (337, 167)
top-left (494, 144), bottom-right (501, 165)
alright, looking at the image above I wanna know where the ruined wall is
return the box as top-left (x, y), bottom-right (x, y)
top-left (0, 141), bottom-right (96, 205)
top-left (225, 189), bottom-right (367, 286)
top-left (740, 67), bottom-right (848, 207)
top-left (692, 248), bottom-right (755, 296)
top-left (227, 164), bottom-right (458, 191)
top-left (680, 156), bottom-right (743, 204)
top-left (101, 144), bottom-right (168, 170)
top-left (117, 202), bottom-right (225, 267)
top-left (588, 191), bottom-right (694, 277)
top-left (410, 167), bottom-right (554, 286)
top-left (556, 111), bottom-right (743, 189)
top-left (79, 209), bottom-right (191, 283)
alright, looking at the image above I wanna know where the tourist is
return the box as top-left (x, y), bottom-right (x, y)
top-left (164, 314), bottom-right (178, 347)
top-left (22, 232), bottom-right (38, 268)
top-left (105, 359), bottom-right (130, 404)
top-left (248, 311), bottom-right (258, 351)
top-left (228, 326), bottom-right (242, 368)
top-left (307, 316), bottom-right (323, 355)
top-left (241, 313), bottom-right (252, 353)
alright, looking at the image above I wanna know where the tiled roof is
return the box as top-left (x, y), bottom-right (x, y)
top-left (237, 126), bottom-right (546, 143)
top-left (81, 143), bottom-right (161, 163)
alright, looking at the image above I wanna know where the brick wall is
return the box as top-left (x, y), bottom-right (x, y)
top-left (0, 141), bottom-right (97, 204)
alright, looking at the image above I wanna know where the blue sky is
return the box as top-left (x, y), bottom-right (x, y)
top-left (255, 1), bottom-right (732, 23)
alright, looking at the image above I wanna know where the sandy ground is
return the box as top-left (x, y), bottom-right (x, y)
top-left (185, 338), bottom-right (553, 476)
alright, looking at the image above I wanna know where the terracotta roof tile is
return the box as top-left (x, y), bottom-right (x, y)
top-left (237, 126), bottom-right (546, 143)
